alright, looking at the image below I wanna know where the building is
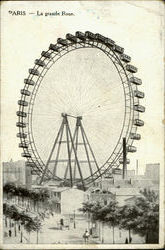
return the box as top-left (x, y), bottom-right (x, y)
top-left (86, 163), bottom-right (160, 207)
top-left (25, 165), bottom-right (32, 189)
top-left (3, 159), bottom-right (25, 185)
top-left (111, 187), bottom-right (141, 206)
top-left (85, 187), bottom-right (115, 206)
top-left (85, 186), bottom-right (141, 206)
top-left (127, 169), bottom-right (136, 177)
top-left (3, 159), bottom-right (32, 189)
top-left (60, 187), bottom-right (85, 214)
top-left (145, 163), bottom-right (160, 183)
top-left (32, 185), bottom-right (85, 215)
top-left (95, 178), bottom-right (133, 190)
top-left (130, 178), bottom-right (153, 188)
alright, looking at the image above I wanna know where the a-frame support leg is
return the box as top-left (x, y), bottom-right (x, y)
top-left (79, 121), bottom-right (94, 183)
top-left (73, 126), bottom-right (79, 180)
top-left (65, 116), bottom-right (73, 188)
top-left (53, 123), bottom-right (65, 177)
top-left (67, 124), bottom-right (85, 191)
top-left (39, 120), bottom-right (64, 184)
top-left (81, 124), bottom-right (101, 176)
top-left (64, 125), bottom-right (78, 180)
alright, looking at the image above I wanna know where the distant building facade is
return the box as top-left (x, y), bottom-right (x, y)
top-left (127, 169), bottom-right (136, 177)
top-left (85, 186), bottom-right (141, 206)
top-left (3, 159), bottom-right (32, 189)
top-left (25, 165), bottom-right (32, 189)
top-left (32, 185), bottom-right (85, 215)
top-left (87, 163), bottom-right (160, 206)
top-left (3, 159), bottom-right (25, 185)
top-left (145, 163), bottom-right (160, 183)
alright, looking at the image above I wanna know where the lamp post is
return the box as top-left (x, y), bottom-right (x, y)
top-left (73, 210), bottom-right (76, 229)
top-left (88, 211), bottom-right (90, 230)
top-left (20, 231), bottom-right (23, 243)
top-left (102, 222), bottom-right (104, 243)
top-left (37, 230), bottom-right (39, 244)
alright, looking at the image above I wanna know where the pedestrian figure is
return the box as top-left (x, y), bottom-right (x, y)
top-left (60, 218), bottom-right (64, 226)
top-left (60, 218), bottom-right (64, 230)
top-left (129, 236), bottom-right (132, 243)
top-left (83, 230), bottom-right (90, 243)
top-left (9, 229), bottom-right (12, 237)
top-left (125, 237), bottom-right (128, 244)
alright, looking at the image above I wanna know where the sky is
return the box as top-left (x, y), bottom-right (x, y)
top-left (1, 1), bottom-right (164, 175)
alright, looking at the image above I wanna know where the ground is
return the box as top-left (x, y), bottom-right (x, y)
top-left (3, 213), bottom-right (145, 244)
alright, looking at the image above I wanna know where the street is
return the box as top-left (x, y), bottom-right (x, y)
top-left (3, 213), bottom-right (145, 244)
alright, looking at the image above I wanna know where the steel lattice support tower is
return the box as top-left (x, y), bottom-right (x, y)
top-left (39, 113), bottom-right (100, 190)
top-left (122, 137), bottom-right (127, 179)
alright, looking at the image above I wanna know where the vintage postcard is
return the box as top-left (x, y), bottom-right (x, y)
top-left (0, 0), bottom-right (164, 249)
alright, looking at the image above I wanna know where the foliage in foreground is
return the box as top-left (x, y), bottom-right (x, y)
top-left (80, 188), bottom-right (159, 243)
top-left (3, 202), bottom-right (42, 232)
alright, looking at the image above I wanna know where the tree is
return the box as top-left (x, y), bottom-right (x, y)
top-left (80, 199), bottom-right (120, 243)
top-left (3, 203), bottom-right (22, 238)
top-left (99, 200), bottom-right (120, 243)
top-left (10, 205), bottom-right (21, 236)
top-left (19, 212), bottom-right (33, 243)
top-left (24, 216), bottom-right (42, 243)
top-left (34, 217), bottom-right (42, 244)
top-left (80, 201), bottom-right (96, 214)
top-left (44, 197), bottom-right (59, 215)
top-left (30, 190), bottom-right (40, 211)
top-left (17, 187), bottom-right (30, 206)
top-left (135, 189), bottom-right (159, 243)
top-left (16, 186), bottom-right (25, 206)
top-left (119, 188), bottom-right (159, 243)
top-left (3, 203), bottom-right (8, 227)
top-left (3, 202), bottom-right (43, 243)
top-left (3, 182), bottom-right (16, 201)
top-left (3, 203), bottom-right (15, 229)
top-left (39, 188), bottom-right (50, 201)
top-left (22, 188), bottom-right (31, 208)
top-left (38, 188), bottom-right (50, 212)
top-left (119, 203), bottom-right (139, 243)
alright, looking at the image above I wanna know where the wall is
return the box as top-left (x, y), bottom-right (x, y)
top-left (3, 160), bottom-right (25, 185)
top-left (61, 188), bottom-right (85, 215)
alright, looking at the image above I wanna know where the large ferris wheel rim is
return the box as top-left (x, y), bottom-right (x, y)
top-left (29, 44), bottom-right (133, 175)
top-left (19, 38), bottom-right (136, 177)
top-left (17, 31), bottom-right (141, 180)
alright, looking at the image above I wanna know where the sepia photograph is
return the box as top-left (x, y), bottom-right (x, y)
top-left (0, 0), bottom-right (164, 249)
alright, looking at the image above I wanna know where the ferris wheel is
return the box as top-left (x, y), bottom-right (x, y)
top-left (16, 31), bottom-right (145, 189)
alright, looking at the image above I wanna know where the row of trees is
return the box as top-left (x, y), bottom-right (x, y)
top-left (3, 182), bottom-right (59, 213)
top-left (3, 182), bottom-right (60, 243)
top-left (3, 202), bottom-right (42, 243)
top-left (80, 189), bottom-right (159, 244)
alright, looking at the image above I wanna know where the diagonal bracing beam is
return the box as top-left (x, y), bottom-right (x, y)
top-left (39, 119), bottom-right (65, 184)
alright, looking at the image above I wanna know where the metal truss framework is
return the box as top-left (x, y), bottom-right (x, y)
top-left (39, 113), bottom-right (101, 189)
